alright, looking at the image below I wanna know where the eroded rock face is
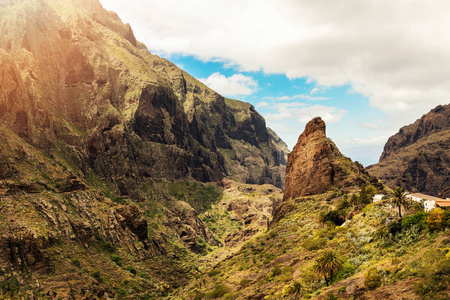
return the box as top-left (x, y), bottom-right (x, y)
top-left (0, 0), bottom-right (287, 190)
top-left (284, 117), bottom-right (380, 200)
top-left (367, 104), bottom-right (450, 196)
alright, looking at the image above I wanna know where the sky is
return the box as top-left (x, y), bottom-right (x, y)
top-left (100, 0), bottom-right (450, 166)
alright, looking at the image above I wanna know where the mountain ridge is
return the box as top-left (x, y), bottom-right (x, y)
top-left (367, 104), bottom-right (450, 197)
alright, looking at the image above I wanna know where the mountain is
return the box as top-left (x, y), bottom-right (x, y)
top-left (0, 0), bottom-right (287, 192)
top-left (284, 117), bottom-right (382, 200)
top-left (367, 104), bottom-right (450, 198)
top-left (0, 0), bottom-right (288, 297)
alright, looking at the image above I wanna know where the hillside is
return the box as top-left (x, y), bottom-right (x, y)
top-left (367, 104), bottom-right (450, 198)
top-left (0, 0), bottom-right (288, 297)
top-left (174, 191), bottom-right (450, 300)
top-left (171, 118), bottom-right (449, 300)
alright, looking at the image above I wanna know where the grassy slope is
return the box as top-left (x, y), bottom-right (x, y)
top-left (172, 192), bottom-right (450, 300)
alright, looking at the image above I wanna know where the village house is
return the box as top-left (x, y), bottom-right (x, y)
top-left (372, 194), bottom-right (384, 203)
top-left (406, 193), bottom-right (450, 212)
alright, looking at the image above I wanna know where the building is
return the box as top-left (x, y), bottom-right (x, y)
top-left (407, 193), bottom-right (450, 212)
top-left (373, 194), bottom-right (384, 203)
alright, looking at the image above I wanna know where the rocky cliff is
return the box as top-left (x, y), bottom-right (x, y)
top-left (367, 104), bottom-right (450, 198)
top-left (0, 0), bottom-right (287, 193)
top-left (284, 117), bottom-right (381, 200)
top-left (0, 0), bottom-right (288, 296)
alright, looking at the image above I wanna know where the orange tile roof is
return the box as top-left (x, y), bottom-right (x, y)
top-left (409, 193), bottom-right (445, 202)
top-left (436, 200), bottom-right (450, 207)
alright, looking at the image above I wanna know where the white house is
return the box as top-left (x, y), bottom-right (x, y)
top-left (406, 193), bottom-right (450, 212)
top-left (373, 194), bottom-right (384, 203)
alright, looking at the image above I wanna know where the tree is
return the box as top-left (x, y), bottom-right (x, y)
top-left (391, 187), bottom-right (409, 218)
top-left (289, 280), bottom-right (304, 300)
top-left (427, 208), bottom-right (445, 231)
top-left (359, 186), bottom-right (371, 205)
top-left (366, 185), bottom-right (378, 198)
top-left (350, 194), bottom-right (359, 206)
top-left (313, 250), bottom-right (343, 286)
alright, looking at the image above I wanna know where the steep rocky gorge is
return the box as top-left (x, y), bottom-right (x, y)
top-left (367, 104), bottom-right (450, 198)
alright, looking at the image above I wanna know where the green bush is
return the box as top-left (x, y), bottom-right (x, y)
top-left (387, 220), bottom-right (403, 235)
top-left (125, 265), bottom-right (137, 275)
top-left (110, 254), bottom-right (123, 266)
top-left (364, 268), bottom-right (381, 290)
top-left (0, 276), bottom-right (19, 293)
top-left (239, 278), bottom-right (251, 287)
top-left (413, 249), bottom-right (450, 298)
top-left (91, 270), bottom-right (104, 283)
top-left (320, 210), bottom-right (345, 226)
top-left (207, 284), bottom-right (230, 299)
top-left (302, 237), bottom-right (327, 251)
top-left (207, 269), bottom-right (220, 277)
top-left (272, 267), bottom-right (282, 276)
top-left (71, 259), bottom-right (81, 268)
top-left (402, 211), bottom-right (427, 229)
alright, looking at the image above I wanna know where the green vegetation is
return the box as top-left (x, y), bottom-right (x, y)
top-left (391, 187), bottom-right (409, 218)
top-left (364, 267), bottom-right (381, 289)
top-left (167, 181), bottom-right (222, 213)
top-left (313, 250), bottom-right (343, 286)
top-left (174, 190), bottom-right (450, 299)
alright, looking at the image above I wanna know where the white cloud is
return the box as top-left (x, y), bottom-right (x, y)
top-left (353, 135), bottom-right (389, 146)
top-left (310, 87), bottom-right (320, 95)
top-left (199, 72), bottom-right (258, 97)
top-left (263, 94), bottom-right (329, 101)
top-left (100, 0), bottom-right (450, 124)
top-left (256, 101), bottom-right (269, 108)
top-left (264, 103), bottom-right (346, 124)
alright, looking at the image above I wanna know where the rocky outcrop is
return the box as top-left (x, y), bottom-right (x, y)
top-left (367, 104), bottom-right (450, 197)
top-left (284, 117), bottom-right (381, 200)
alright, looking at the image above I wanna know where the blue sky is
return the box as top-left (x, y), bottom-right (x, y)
top-left (167, 54), bottom-right (385, 165)
top-left (100, 0), bottom-right (450, 166)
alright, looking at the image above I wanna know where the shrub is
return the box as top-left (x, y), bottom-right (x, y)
top-left (125, 265), bottom-right (137, 275)
top-left (207, 269), bottom-right (220, 277)
top-left (326, 293), bottom-right (338, 300)
top-left (91, 271), bottom-right (103, 283)
top-left (413, 249), bottom-right (450, 298)
top-left (110, 254), bottom-right (123, 266)
top-left (302, 237), bottom-right (327, 251)
top-left (71, 259), bottom-right (81, 268)
top-left (338, 196), bottom-right (350, 210)
top-left (350, 194), bottom-right (359, 206)
top-left (444, 210), bottom-right (450, 228)
top-left (402, 211), bottom-right (426, 229)
top-left (239, 279), bottom-right (251, 287)
top-left (0, 276), bottom-right (19, 293)
top-left (207, 284), bottom-right (230, 299)
top-left (320, 210), bottom-right (345, 226)
top-left (272, 267), bottom-right (282, 276)
top-left (428, 208), bottom-right (445, 231)
top-left (387, 220), bottom-right (403, 235)
top-left (364, 268), bottom-right (381, 290)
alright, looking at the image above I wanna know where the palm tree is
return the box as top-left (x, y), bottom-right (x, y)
top-left (391, 187), bottom-right (409, 218)
top-left (313, 250), bottom-right (343, 286)
top-left (290, 280), bottom-right (304, 300)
